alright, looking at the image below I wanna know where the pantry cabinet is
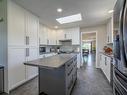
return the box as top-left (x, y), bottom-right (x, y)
top-left (8, 1), bottom-right (39, 91)
top-left (8, 48), bottom-right (26, 90)
top-left (25, 11), bottom-right (39, 47)
top-left (8, 1), bottom-right (25, 46)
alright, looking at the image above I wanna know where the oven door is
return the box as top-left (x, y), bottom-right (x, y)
top-left (113, 67), bottom-right (127, 95)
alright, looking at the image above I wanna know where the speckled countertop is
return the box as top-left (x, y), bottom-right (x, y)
top-left (24, 54), bottom-right (77, 69)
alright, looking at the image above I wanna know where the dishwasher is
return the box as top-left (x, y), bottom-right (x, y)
top-left (0, 66), bottom-right (4, 93)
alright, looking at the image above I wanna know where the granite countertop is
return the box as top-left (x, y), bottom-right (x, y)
top-left (100, 52), bottom-right (114, 58)
top-left (24, 54), bottom-right (76, 69)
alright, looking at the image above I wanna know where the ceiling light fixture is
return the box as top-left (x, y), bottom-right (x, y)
top-left (108, 10), bottom-right (114, 13)
top-left (57, 8), bottom-right (63, 12)
top-left (56, 13), bottom-right (82, 24)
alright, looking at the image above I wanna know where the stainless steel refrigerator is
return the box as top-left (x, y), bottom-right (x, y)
top-left (113, 0), bottom-right (127, 94)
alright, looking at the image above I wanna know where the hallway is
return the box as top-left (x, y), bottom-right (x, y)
top-left (2, 54), bottom-right (113, 95)
top-left (83, 53), bottom-right (96, 67)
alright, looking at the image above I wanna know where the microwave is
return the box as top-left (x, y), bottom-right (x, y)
top-left (39, 47), bottom-right (46, 54)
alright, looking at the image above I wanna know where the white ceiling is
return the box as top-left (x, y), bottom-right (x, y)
top-left (12, 0), bottom-right (116, 29)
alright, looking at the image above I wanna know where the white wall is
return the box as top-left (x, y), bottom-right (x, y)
top-left (0, 0), bottom-right (8, 93)
top-left (81, 25), bottom-right (107, 68)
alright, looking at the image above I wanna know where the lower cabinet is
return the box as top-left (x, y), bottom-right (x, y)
top-left (25, 48), bottom-right (38, 80)
top-left (100, 53), bottom-right (111, 82)
top-left (66, 56), bottom-right (77, 95)
top-left (8, 48), bottom-right (26, 90)
top-left (8, 47), bottom-right (39, 91)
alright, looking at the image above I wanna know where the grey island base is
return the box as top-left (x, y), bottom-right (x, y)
top-left (24, 54), bottom-right (77, 95)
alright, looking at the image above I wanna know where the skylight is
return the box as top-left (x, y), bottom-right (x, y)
top-left (56, 13), bottom-right (82, 24)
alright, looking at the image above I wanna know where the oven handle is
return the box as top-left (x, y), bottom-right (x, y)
top-left (114, 70), bottom-right (127, 92)
top-left (114, 68), bottom-right (127, 82)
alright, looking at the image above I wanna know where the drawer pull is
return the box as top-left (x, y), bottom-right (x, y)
top-left (68, 68), bottom-right (73, 76)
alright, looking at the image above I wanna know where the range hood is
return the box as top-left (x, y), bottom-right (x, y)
top-left (59, 39), bottom-right (72, 42)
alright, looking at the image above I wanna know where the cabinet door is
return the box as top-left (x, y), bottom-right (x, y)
top-left (39, 24), bottom-right (48, 45)
top-left (64, 29), bottom-right (72, 39)
top-left (107, 17), bottom-right (113, 43)
top-left (105, 57), bottom-right (111, 82)
top-left (48, 29), bottom-right (57, 45)
top-left (8, 2), bottom-right (25, 46)
top-left (56, 30), bottom-right (64, 40)
top-left (71, 28), bottom-right (80, 45)
top-left (8, 48), bottom-right (26, 90)
top-left (25, 12), bottom-right (39, 47)
top-left (26, 48), bottom-right (38, 80)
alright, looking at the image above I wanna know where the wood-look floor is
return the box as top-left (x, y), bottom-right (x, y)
top-left (2, 53), bottom-right (113, 95)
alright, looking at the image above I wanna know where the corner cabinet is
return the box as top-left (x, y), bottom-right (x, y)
top-left (106, 16), bottom-right (113, 44)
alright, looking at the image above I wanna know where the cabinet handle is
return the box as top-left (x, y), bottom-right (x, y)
top-left (68, 67), bottom-right (73, 76)
top-left (26, 48), bottom-right (29, 57)
top-left (26, 36), bottom-right (29, 45)
top-left (108, 36), bottom-right (109, 42)
top-left (39, 38), bottom-right (40, 44)
top-left (105, 57), bottom-right (107, 65)
top-left (47, 39), bottom-right (49, 45)
top-left (64, 34), bottom-right (67, 39)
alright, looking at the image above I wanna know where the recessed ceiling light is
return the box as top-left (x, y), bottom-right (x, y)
top-left (54, 26), bottom-right (58, 29)
top-left (57, 8), bottom-right (62, 12)
top-left (56, 13), bottom-right (82, 24)
top-left (108, 10), bottom-right (114, 13)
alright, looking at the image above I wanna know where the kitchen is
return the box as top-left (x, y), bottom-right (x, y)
top-left (0, 0), bottom-right (127, 95)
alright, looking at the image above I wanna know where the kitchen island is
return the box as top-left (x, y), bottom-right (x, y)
top-left (24, 54), bottom-right (77, 95)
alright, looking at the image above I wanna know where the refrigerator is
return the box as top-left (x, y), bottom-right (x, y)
top-left (113, 0), bottom-right (127, 94)
top-left (113, 0), bottom-right (127, 73)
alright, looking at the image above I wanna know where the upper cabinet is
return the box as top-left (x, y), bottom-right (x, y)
top-left (39, 25), bottom-right (48, 45)
top-left (39, 24), bottom-right (80, 45)
top-left (25, 11), bottom-right (39, 47)
top-left (57, 27), bottom-right (80, 45)
top-left (8, 1), bottom-right (39, 47)
top-left (106, 16), bottom-right (113, 44)
top-left (8, 1), bottom-right (25, 46)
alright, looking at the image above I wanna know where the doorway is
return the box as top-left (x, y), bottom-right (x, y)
top-left (81, 32), bottom-right (97, 67)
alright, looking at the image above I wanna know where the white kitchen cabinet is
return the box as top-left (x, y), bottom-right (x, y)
top-left (56, 30), bottom-right (64, 45)
top-left (100, 53), bottom-right (111, 82)
top-left (77, 53), bottom-right (81, 68)
top-left (8, 48), bottom-right (26, 90)
top-left (25, 48), bottom-right (38, 80)
top-left (106, 17), bottom-right (113, 44)
top-left (39, 25), bottom-right (48, 45)
top-left (7, 1), bottom-right (39, 92)
top-left (56, 28), bottom-right (80, 45)
top-left (8, 1), bottom-right (25, 47)
top-left (69, 28), bottom-right (80, 45)
top-left (48, 29), bottom-right (57, 45)
top-left (25, 11), bottom-right (39, 47)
